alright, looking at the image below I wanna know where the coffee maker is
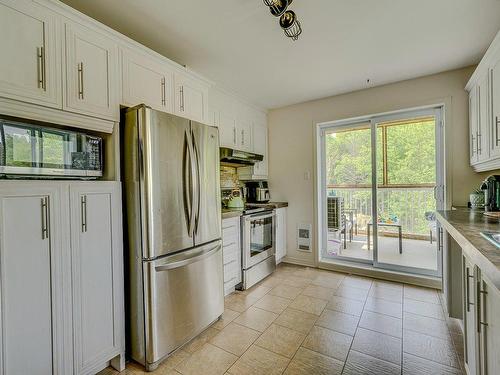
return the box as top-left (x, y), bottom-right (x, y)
top-left (481, 175), bottom-right (500, 211)
top-left (245, 181), bottom-right (270, 203)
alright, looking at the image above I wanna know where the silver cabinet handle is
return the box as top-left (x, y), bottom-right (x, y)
top-left (180, 86), bottom-right (185, 111)
top-left (41, 197), bottom-right (49, 239)
top-left (161, 77), bottom-right (166, 106)
top-left (471, 134), bottom-right (476, 156)
top-left (466, 267), bottom-right (474, 312)
top-left (241, 130), bottom-right (245, 146)
top-left (77, 62), bottom-right (84, 99)
top-left (477, 131), bottom-right (481, 154)
top-left (233, 127), bottom-right (236, 145)
top-left (81, 195), bottom-right (87, 233)
top-left (37, 46), bottom-right (46, 90)
top-left (478, 284), bottom-right (488, 329)
top-left (496, 116), bottom-right (500, 147)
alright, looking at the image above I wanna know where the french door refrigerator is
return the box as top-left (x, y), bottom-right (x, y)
top-left (122, 105), bottom-right (223, 371)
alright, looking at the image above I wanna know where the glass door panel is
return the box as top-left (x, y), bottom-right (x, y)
top-left (373, 114), bottom-right (441, 276)
top-left (321, 123), bottom-right (374, 263)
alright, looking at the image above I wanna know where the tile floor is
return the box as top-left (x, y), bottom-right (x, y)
top-left (99, 263), bottom-right (465, 375)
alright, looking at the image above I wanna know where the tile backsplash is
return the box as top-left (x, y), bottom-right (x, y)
top-left (220, 166), bottom-right (241, 189)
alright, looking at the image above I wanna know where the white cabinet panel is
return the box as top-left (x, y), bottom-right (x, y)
top-left (174, 72), bottom-right (208, 123)
top-left (0, 0), bottom-right (61, 108)
top-left (219, 111), bottom-right (237, 148)
top-left (70, 182), bottom-right (124, 374)
top-left (64, 20), bottom-right (119, 120)
top-left (491, 59), bottom-right (500, 158)
top-left (275, 208), bottom-right (287, 263)
top-left (479, 273), bottom-right (500, 375)
top-left (121, 49), bottom-right (173, 112)
top-left (0, 184), bottom-right (69, 375)
top-left (470, 88), bottom-right (479, 165)
top-left (222, 217), bottom-right (241, 295)
top-left (477, 73), bottom-right (490, 162)
top-left (463, 256), bottom-right (479, 375)
top-left (236, 117), bottom-right (253, 152)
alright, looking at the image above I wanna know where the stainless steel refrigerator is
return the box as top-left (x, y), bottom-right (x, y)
top-left (122, 105), bottom-right (223, 371)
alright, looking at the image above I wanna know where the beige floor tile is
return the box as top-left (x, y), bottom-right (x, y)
top-left (258, 275), bottom-right (286, 289)
top-left (281, 275), bottom-right (312, 288)
top-left (289, 295), bottom-right (328, 316)
top-left (359, 310), bottom-right (402, 338)
top-left (315, 309), bottom-right (359, 336)
top-left (234, 306), bottom-right (278, 332)
top-left (368, 285), bottom-right (403, 303)
top-left (291, 267), bottom-right (323, 280)
top-left (227, 345), bottom-right (290, 375)
top-left (300, 284), bottom-right (335, 300)
top-left (254, 324), bottom-right (306, 358)
top-left (364, 297), bottom-right (403, 318)
top-left (372, 280), bottom-right (404, 291)
top-left (402, 352), bottom-right (463, 375)
top-left (254, 294), bottom-right (291, 314)
top-left (274, 307), bottom-right (318, 334)
top-left (404, 285), bottom-right (441, 304)
top-left (403, 330), bottom-right (460, 369)
top-left (403, 312), bottom-right (450, 340)
top-left (210, 322), bottom-right (260, 356)
top-left (302, 326), bottom-right (352, 361)
top-left (159, 349), bottom-right (191, 370)
top-left (311, 274), bottom-right (344, 289)
top-left (342, 275), bottom-right (373, 290)
top-left (224, 293), bottom-right (259, 313)
top-left (212, 309), bottom-right (240, 330)
top-left (404, 299), bottom-right (444, 320)
top-left (351, 327), bottom-right (402, 365)
top-left (327, 295), bottom-right (365, 316)
top-left (333, 285), bottom-right (369, 302)
top-left (183, 327), bottom-right (220, 353)
top-left (241, 285), bottom-right (272, 301)
top-left (268, 283), bottom-right (304, 299)
top-left (175, 343), bottom-right (237, 375)
top-left (343, 350), bottom-right (401, 375)
top-left (284, 347), bottom-right (344, 375)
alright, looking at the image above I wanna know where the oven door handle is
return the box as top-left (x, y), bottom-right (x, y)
top-left (245, 211), bottom-right (275, 221)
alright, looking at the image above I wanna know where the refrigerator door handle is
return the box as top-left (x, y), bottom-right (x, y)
top-left (185, 130), bottom-right (197, 237)
top-left (154, 242), bottom-right (221, 271)
top-left (192, 129), bottom-right (201, 233)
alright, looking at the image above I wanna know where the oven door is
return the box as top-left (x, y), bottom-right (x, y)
top-left (242, 211), bottom-right (275, 269)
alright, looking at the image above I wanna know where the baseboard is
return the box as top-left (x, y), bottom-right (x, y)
top-left (281, 256), bottom-right (316, 268)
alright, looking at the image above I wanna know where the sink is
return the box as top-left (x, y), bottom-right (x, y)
top-left (480, 231), bottom-right (500, 248)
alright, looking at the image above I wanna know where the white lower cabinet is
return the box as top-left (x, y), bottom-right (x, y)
top-left (0, 181), bottom-right (124, 375)
top-left (275, 208), bottom-right (287, 264)
top-left (69, 182), bottom-right (125, 374)
top-left (462, 253), bottom-right (500, 375)
top-left (222, 217), bottom-right (241, 295)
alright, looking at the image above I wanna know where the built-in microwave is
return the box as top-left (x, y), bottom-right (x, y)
top-left (0, 118), bottom-right (103, 178)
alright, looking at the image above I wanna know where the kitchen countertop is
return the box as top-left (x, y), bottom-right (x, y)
top-left (436, 209), bottom-right (500, 290)
top-left (221, 202), bottom-right (289, 220)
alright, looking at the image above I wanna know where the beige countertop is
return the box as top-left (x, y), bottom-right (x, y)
top-left (436, 209), bottom-right (500, 290)
top-left (221, 202), bottom-right (289, 220)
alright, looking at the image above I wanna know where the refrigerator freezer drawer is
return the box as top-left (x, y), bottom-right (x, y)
top-left (141, 240), bottom-right (224, 370)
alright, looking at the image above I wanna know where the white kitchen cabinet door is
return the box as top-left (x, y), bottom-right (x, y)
top-left (222, 217), bottom-right (241, 295)
top-left (174, 72), bottom-right (208, 123)
top-left (479, 274), bottom-right (500, 375)
top-left (275, 208), bottom-right (287, 264)
top-left (253, 123), bottom-right (268, 177)
top-left (64, 20), bottom-right (119, 121)
top-left (121, 49), bottom-right (173, 112)
top-left (0, 184), bottom-right (68, 375)
top-left (463, 256), bottom-right (479, 375)
top-left (477, 73), bottom-right (490, 162)
top-left (70, 182), bottom-right (124, 374)
top-left (219, 110), bottom-right (237, 148)
top-left (470, 87), bottom-right (479, 165)
top-left (236, 118), bottom-right (253, 152)
top-left (0, 0), bottom-right (61, 108)
top-left (490, 59), bottom-right (500, 158)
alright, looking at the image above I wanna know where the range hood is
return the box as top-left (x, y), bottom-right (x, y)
top-left (220, 147), bottom-right (264, 166)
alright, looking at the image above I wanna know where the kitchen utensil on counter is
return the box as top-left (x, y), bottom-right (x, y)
top-left (227, 189), bottom-right (244, 208)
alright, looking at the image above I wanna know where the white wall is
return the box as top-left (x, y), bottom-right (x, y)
top-left (268, 66), bottom-right (495, 266)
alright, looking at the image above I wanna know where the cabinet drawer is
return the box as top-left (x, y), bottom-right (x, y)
top-left (223, 246), bottom-right (238, 266)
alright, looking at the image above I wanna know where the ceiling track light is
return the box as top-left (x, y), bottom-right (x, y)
top-left (262, 0), bottom-right (302, 41)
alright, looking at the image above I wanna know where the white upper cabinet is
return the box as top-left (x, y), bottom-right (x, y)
top-left (63, 20), bottom-right (119, 121)
top-left (219, 111), bottom-right (238, 148)
top-left (174, 72), bottom-right (208, 123)
top-left (491, 59), bottom-right (500, 158)
top-left (467, 30), bottom-right (500, 171)
top-left (0, 0), bottom-right (61, 108)
top-left (121, 48), bottom-right (173, 112)
top-left (235, 117), bottom-right (253, 152)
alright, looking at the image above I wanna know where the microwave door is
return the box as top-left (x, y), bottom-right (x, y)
top-left (0, 122), bottom-right (39, 174)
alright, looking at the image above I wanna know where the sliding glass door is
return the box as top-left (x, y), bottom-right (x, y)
top-left (319, 107), bottom-right (444, 277)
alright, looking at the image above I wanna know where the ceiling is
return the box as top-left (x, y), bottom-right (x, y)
top-left (60, 0), bottom-right (500, 110)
